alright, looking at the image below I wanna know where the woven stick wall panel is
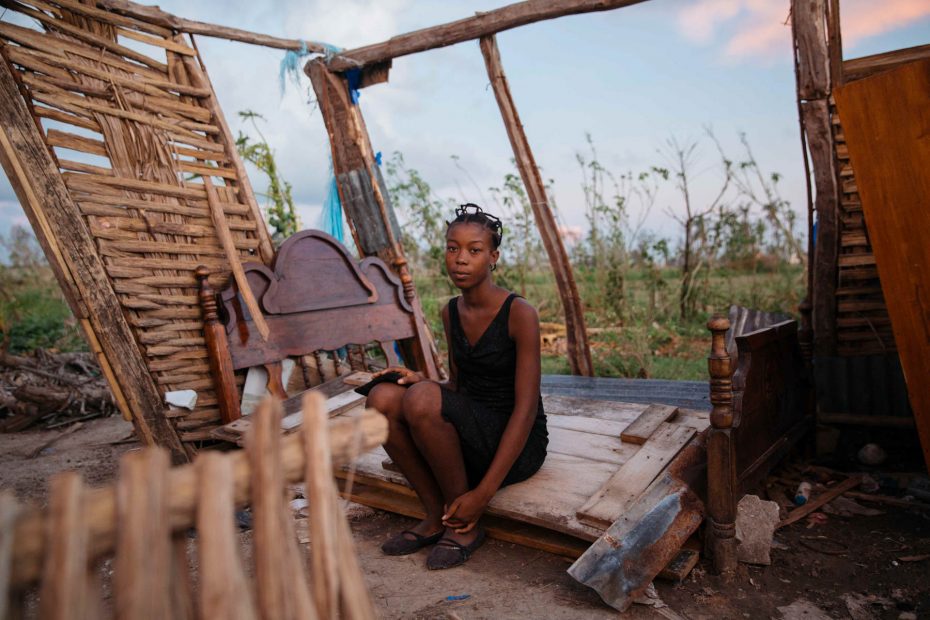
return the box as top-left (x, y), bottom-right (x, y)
top-left (0, 0), bottom-right (275, 453)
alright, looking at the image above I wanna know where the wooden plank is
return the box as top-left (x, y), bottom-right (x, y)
top-left (777, 476), bottom-right (862, 529)
top-left (282, 390), bottom-right (366, 430)
top-left (339, 479), bottom-right (590, 559)
top-left (844, 43), bottom-right (930, 82)
top-left (325, 0), bottom-right (648, 72)
top-left (342, 447), bottom-right (609, 541)
top-left (216, 385), bottom-right (368, 442)
top-left (834, 59), bottom-right (930, 470)
top-left (543, 394), bottom-right (710, 431)
top-left (620, 404), bottom-right (679, 444)
top-left (576, 424), bottom-right (696, 528)
top-left (658, 548), bottom-right (700, 582)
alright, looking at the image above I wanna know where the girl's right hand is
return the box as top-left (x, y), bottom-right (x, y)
top-left (373, 366), bottom-right (421, 385)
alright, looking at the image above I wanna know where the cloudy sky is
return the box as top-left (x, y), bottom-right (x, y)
top-left (0, 0), bottom-right (928, 248)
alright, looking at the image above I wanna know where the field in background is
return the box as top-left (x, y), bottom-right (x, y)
top-left (417, 263), bottom-right (805, 381)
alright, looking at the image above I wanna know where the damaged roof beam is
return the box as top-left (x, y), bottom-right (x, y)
top-left (324, 0), bottom-right (648, 72)
top-left (94, 0), bottom-right (323, 51)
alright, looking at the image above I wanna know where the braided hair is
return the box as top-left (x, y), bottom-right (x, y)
top-left (446, 203), bottom-right (504, 250)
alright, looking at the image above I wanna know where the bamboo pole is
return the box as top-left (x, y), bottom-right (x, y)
top-left (248, 399), bottom-right (317, 620)
top-left (0, 492), bottom-right (21, 620)
top-left (8, 409), bottom-right (388, 589)
top-left (96, 0), bottom-right (323, 52)
top-left (204, 177), bottom-right (270, 340)
top-left (325, 0), bottom-right (648, 72)
top-left (196, 452), bottom-right (257, 620)
top-left (302, 393), bottom-right (340, 620)
top-left (479, 35), bottom-right (593, 376)
top-left (38, 473), bottom-right (92, 620)
top-left (114, 450), bottom-right (172, 620)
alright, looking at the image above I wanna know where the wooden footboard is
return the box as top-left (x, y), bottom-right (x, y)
top-left (705, 313), bottom-right (813, 573)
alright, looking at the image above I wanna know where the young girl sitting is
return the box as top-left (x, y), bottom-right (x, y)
top-left (366, 203), bottom-right (548, 570)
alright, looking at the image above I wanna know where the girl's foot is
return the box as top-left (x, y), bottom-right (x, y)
top-left (380, 518), bottom-right (444, 556)
top-left (426, 527), bottom-right (486, 570)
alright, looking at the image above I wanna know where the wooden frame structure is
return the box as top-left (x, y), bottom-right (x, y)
top-left (792, 1), bottom-right (925, 455)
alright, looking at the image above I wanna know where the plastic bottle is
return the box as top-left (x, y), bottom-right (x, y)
top-left (794, 481), bottom-right (812, 505)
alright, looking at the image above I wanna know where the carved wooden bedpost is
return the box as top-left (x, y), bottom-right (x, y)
top-left (706, 314), bottom-right (737, 574)
top-left (197, 267), bottom-right (240, 424)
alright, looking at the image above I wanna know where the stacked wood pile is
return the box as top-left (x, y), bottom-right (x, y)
top-left (0, 349), bottom-right (116, 432)
top-left (0, 0), bottom-right (277, 458)
top-left (0, 394), bottom-right (386, 618)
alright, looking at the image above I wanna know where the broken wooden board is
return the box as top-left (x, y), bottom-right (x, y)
top-left (576, 423), bottom-right (696, 528)
top-left (568, 471), bottom-right (705, 612)
top-left (620, 404), bottom-right (679, 444)
top-left (211, 376), bottom-right (366, 444)
top-left (834, 59), bottom-right (930, 471)
top-left (281, 390), bottom-right (365, 430)
top-left (658, 548), bottom-right (700, 582)
top-left (542, 394), bottom-right (709, 433)
top-left (341, 445), bottom-right (608, 541)
top-left (338, 479), bottom-right (590, 559)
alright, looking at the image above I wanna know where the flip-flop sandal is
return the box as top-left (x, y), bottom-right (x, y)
top-left (426, 529), bottom-right (486, 570)
top-left (381, 529), bottom-right (444, 556)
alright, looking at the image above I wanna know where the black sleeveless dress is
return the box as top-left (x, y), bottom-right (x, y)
top-left (440, 293), bottom-right (548, 489)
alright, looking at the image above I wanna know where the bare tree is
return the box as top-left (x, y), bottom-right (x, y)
top-left (662, 137), bottom-right (733, 319)
top-left (717, 132), bottom-right (807, 268)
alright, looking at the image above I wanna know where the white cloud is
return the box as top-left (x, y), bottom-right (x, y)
top-left (676, 0), bottom-right (930, 62)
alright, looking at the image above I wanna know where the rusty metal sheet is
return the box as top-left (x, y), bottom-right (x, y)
top-left (567, 472), bottom-right (704, 611)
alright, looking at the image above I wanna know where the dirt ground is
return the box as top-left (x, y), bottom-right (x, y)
top-left (2, 416), bottom-right (928, 619)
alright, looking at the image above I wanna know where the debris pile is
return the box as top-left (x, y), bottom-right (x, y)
top-left (0, 349), bottom-right (116, 432)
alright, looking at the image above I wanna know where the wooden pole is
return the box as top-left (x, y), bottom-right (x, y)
top-left (826, 0), bottom-right (843, 87)
top-left (480, 35), bottom-right (593, 376)
top-left (306, 59), bottom-right (442, 380)
top-left (301, 393), bottom-right (340, 620)
top-left (8, 409), bottom-right (388, 589)
top-left (325, 0), bottom-right (648, 72)
top-left (96, 0), bottom-right (322, 52)
top-left (0, 58), bottom-right (188, 460)
top-left (792, 0), bottom-right (839, 357)
top-left (203, 177), bottom-right (270, 340)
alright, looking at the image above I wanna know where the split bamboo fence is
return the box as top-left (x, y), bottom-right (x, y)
top-left (0, 394), bottom-right (386, 619)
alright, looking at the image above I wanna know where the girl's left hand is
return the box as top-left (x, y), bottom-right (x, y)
top-left (442, 489), bottom-right (490, 534)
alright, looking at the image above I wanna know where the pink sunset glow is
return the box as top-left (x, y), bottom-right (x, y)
top-left (677, 0), bottom-right (930, 61)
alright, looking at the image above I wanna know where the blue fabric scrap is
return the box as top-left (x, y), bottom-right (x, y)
top-left (345, 67), bottom-right (362, 104)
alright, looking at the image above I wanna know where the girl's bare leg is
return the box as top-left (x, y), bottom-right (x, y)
top-left (401, 382), bottom-right (478, 546)
top-left (367, 383), bottom-right (444, 535)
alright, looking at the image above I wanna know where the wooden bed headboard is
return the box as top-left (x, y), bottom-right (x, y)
top-left (197, 229), bottom-right (435, 423)
top-left (705, 314), bottom-right (813, 573)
